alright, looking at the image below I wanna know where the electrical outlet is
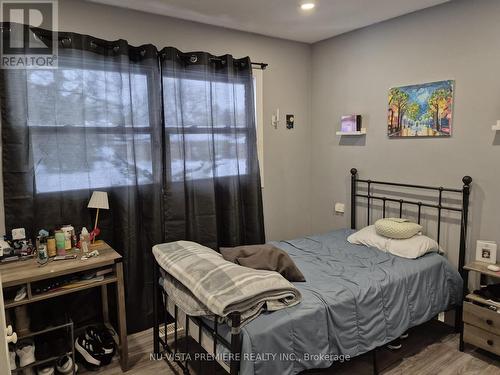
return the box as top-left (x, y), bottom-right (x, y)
top-left (286, 114), bottom-right (295, 129)
top-left (335, 203), bottom-right (345, 214)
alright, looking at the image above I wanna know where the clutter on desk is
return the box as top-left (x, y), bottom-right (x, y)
top-left (0, 228), bottom-right (35, 263)
top-left (81, 250), bottom-right (99, 261)
top-left (0, 224), bottom-right (108, 266)
top-left (53, 254), bottom-right (78, 261)
top-left (0, 223), bottom-right (105, 265)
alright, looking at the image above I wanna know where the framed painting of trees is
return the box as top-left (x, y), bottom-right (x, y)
top-left (388, 80), bottom-right (454, 137)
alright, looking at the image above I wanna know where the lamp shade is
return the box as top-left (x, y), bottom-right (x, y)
top-left (88, 191), bottom-right (109, 210)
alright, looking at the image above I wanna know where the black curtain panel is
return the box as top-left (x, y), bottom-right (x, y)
top-left (1, 28), bottom-right (164, 332)
top-left (160, 48), bottom-right (265, 248)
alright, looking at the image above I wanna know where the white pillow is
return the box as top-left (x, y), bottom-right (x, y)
top-left (348, 225), bottom-right (439, 259)
top-left (347, 225), bottom-right (389, 252)
top-left (387, 234), bottom-right (439, 259)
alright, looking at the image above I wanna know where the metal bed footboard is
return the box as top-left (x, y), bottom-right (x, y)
top-left (152, 169), bottom-right (472, 375)
top-left (153, 262), bottom-right (242, 375)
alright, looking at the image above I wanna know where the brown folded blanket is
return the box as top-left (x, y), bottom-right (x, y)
top-left (220, 244), bottom-right (305, 282)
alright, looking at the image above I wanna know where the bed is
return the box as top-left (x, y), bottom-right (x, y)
top-left (153, 169), bottom-right (472, 375)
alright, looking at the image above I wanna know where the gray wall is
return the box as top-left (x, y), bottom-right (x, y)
top-left (4, 0), bottom-right (312, 241)
top-left (311, 0), bottom-right (500, 266)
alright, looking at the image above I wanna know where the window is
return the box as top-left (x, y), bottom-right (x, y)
top-left (162, 71), bottom-right (263, 184)
top-left (27, 63), bottom-right (155, 193)
top-left (27, 62), bottom-right (264, 193)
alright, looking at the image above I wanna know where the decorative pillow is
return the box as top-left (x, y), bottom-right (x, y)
top-left (347, 225), bottom-right (389, 252)
top-left (387, 235), bottom-right (439, 259)
top-left (220, 244), bottom-right (306, 282)
top-left (375, 218), bottom-right (422, 239)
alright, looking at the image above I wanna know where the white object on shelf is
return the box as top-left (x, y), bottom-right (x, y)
top-left (487, 264), bottom-right (500, 272)
top-left (336, 128), bottom-right (367, 136)
top-left (476, 240), bottom-right (497, 264)
top-left (492, 120), bottom-right (500, 131)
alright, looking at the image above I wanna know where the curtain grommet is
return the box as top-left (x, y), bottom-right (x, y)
top-left (189, 55), bottom-right (198, 63)
top-left (61, 37), bottom-right (71, 47)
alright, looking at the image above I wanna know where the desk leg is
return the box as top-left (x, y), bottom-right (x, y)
top-left (116, 262), bottom-right (129, 371)
top-left (101, 285), bottom-right (109, 324)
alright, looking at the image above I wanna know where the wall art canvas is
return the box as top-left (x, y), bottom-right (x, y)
top-left (388, 80), bottom-right (454, 137)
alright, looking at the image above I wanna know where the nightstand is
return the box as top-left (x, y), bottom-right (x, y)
top-left (460, 261), bottom-right (500, 356)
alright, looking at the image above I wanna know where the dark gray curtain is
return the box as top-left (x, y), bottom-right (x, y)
top-left (1, 28), bottom-right (265, 333)
top-left (1, 28), bottom-right (164, 332)
top-left (161, 48), bottom-right (265, 248)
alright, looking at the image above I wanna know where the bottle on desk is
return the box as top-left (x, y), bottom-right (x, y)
top-left (46, 236), bottom-right (56, 257)
top-left (55, 231), bottom-right (66, 256)
top-left (81, 227), bottom-right (90, 254)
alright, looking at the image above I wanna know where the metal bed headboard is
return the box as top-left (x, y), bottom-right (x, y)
top-left (350, 168), bottom-right (472, 276)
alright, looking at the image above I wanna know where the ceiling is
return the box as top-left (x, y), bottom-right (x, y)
top-left (88, 0), bottom-right (451, 43)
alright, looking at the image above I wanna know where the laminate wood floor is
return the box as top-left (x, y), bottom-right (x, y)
top-left (82, 321), bottom-right (500, 375)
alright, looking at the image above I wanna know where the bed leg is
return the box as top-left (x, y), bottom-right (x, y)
top-left (153, 263), bottom-right (160, 355)
top-left (230, 312), bottom-right (242, 375)
top-left (458, 268), bottom-right (469, 351)
top-left (454, 306), bottom-right (462, 333)
top-left (372, 349), bottom-right (379, 375)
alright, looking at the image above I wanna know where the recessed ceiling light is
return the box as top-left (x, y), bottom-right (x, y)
top-left (300, 2), bottom-right (315, 10)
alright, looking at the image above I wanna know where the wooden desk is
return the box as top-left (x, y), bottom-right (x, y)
top-left (0, 241), bottom-right (128, 371)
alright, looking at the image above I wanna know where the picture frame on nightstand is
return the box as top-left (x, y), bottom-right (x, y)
top-left (475, 240), bottom-right (497, 264)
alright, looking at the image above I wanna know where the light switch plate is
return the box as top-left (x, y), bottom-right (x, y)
top-left (335, 203), bottom-right (345, 214)
top-left (12, 228), bottom-right (26, 240)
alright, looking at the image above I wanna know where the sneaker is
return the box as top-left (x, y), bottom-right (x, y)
top-left (387, 338), bottom-right (402, 350)
top-left (400, 331), bottom-right (409, 339)
top-left (56, 355), bottom-right (78, 374)
top-left (84, 326), bottom-right (116, 364)
top-left (9, 349), bottom-right (16, 370)
top-left (37, 366), bottom-right (55, 375)
top-left (75, 336), bottom-right (104, 371)
top-left (14, 286), bottom-right (27, 302)
top-left (16, 340), bottom-right (36, 367)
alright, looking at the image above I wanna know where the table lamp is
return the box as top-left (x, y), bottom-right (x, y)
top-left (88, 191), bottom-right (109, 243)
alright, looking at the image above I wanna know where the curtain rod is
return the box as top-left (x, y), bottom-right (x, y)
top-left (208, 56), bottom-right (268, 70)
top-left (251, 62), bottom-right (268, 70)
